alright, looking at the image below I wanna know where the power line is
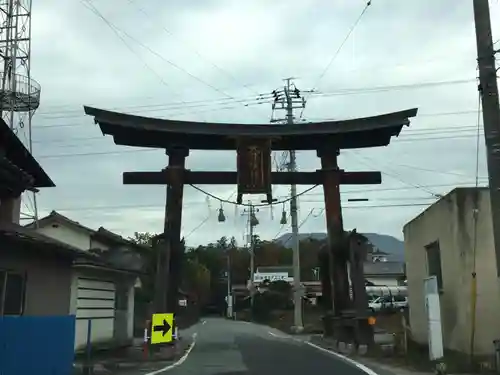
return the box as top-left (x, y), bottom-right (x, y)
top-left (124, 0), bottom-right (260, 96)
top-left (35, 77), bottom-right (471, 121)
top-left (39, 108), bottom-right (476, 132)
top-left (348, 151), bottom-right (442, 198)
top-left (313, 78), bottom-right (476, 98)
top-left (33, 129), bottom-right (488, 161)
top-left (33, 99), bottom-right (270, 133)
top-left (37, 93), bottom-right (272, 118)
top-left (34, 53), bottom-right (475, 113)
top-left (45, 201), bottom-right (440, 216)
top-left (300, 0), bottom-right (372, 120)
top-left (32, 121), bottom-right (485, 147)
top-left (81, 0), bottom-right (254, 116)
top-left (80, 0), bottom-right (172, 91)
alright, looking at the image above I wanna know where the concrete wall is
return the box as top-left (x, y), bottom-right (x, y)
top-left (0, 249), bottom-right (72, 316)
top-left (403, 188), bottom-right (500, 355)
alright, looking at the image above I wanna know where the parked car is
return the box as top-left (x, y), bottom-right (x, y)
top-left (368, 295), bottom-right (408, 312)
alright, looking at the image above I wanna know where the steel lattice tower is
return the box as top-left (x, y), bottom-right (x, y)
top-left (0, 0), bottom-right (40, 224)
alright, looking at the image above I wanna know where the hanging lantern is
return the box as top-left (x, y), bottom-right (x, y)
top-left (250, 213), bottom-right (259, 227)
top-left (218, 206), bottom-right (226, 222)
top-left (280, 210), bottom-right (287, 225)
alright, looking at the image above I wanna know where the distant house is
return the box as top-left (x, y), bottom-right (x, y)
top-left (362, 262), bottom-right (406, 286)
top-left (404, 187), bottom-right (500, 356)
top-left (25, 211), bottom-right (144, 350)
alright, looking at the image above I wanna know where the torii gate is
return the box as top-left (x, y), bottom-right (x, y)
top-left (84, 105), bottom-right (417, 342)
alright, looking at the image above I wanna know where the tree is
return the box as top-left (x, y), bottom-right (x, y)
top-left (128, 231), bottom-right (155, 246)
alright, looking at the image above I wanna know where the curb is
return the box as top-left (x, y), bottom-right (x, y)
top-left (73, 335), bottom-right (196, 375)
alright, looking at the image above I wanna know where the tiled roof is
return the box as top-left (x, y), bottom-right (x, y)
top-left (0, 222), bottom-right (96, 260)
top-left (0, 118), bottom-right (54, 187)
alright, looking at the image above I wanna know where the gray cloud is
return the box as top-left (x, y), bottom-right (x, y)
top-left (16, 0), bottom-right (500, 246)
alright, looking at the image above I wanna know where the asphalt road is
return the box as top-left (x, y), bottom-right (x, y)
top-left (165, 318), bottom-right (380, 375)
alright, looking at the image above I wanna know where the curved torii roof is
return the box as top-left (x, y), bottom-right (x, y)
top-left (83, 106), bottom-right (418, 150)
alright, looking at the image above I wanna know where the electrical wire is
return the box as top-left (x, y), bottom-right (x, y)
top-left (37, 93), bottom-right (272, 118)
top-left (45, 197), bottom-right (448, 214)
top-left (35, 77), bottom-right (469, 121)
top-left (36, 54), bottom-right (475, 113)
top-left (176, 190), bottom-right (236, 240)
top-left (32, 123), bottom-right (487, 147)
top-left (348, 151), bottom-right (442, 198)
top-left (272, 224), bottom-right (287, 241)
top-left (82, 0), bottom-right (250, 110)
top-left (184, 215), bottom-right (212, 240)
top-left (280, 208), bottom-right (320, 246)
top-left (34, 99), bottom-right (271, 131)
top-left (47, 183), bottom-right (488, 214)
top-left (125, 0), bottom-right (260, 96)
top-left (300, 0), bottom-right (372, 120)
top-left (81, 1), bottom-right (171, 91)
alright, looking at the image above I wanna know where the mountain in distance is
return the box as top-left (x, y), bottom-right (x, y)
top-left (274, 232), bottom-right (405, 262)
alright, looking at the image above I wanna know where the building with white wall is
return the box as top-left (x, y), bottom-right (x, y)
top-left (26, 211), bottom-right (143, 350)
top-left (404, 187), bottom-right (500, 356)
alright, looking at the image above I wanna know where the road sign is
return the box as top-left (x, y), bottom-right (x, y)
top-left (150, 313), bottom-right (174, 344)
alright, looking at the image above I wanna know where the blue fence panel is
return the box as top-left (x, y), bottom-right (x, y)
top-left (0, 315), bottom-right (76, 375)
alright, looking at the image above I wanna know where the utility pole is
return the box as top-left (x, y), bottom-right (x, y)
top-left (226, 250), bottom-right (233, 319)
top-left (271, 78), bottom-right (308, 332)
top-left (242, 203), bottom-right (259, 311)
top-left (473, 0), bottom-right (500, 276)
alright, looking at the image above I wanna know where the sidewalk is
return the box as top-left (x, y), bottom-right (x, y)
top-left (73, 337), bottom-right (192, 375)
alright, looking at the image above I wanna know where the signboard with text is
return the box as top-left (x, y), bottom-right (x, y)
top-left (253, 272), bottom-right (293, 283)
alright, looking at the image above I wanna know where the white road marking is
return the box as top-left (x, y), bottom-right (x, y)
top-left (267, 330), bottom-right (379, 375)
top-left (305, 341), bottom-right (379, 375)
top-left (144, 332), bottom-right (198, 375)
top-left (202, 320), bottom-right (207, 325)
top-left (267, 331), bottom-right (293, 340)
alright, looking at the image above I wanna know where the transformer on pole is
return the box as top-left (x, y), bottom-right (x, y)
top-left (0, 0), bottom-right (41, 224)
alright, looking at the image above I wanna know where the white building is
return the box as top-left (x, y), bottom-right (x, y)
top-left (404, 187), bottom-right (500, 356)
top-left (26, 211), bottom-right (143, 350)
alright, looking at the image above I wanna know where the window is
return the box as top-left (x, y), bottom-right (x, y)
top-left (0, 270), bottom-right (26, 316)
top-left (425, 241), bottom-right (443, 291)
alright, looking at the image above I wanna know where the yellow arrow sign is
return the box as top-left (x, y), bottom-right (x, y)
top-left (150, 313), bottom-right (174, 344)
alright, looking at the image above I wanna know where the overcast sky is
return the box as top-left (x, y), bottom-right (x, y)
top-left (15, 0), bottom-right (500, 246)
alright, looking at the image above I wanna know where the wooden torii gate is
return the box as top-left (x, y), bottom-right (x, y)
top-left (84, 106), bottom-right (417, 342)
